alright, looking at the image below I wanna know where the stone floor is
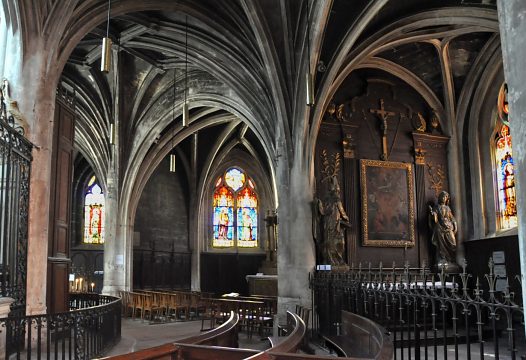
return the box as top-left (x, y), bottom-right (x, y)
top-left (105, 318), bottom-right (526, 359)
top-left (104, 318), bottom-right (275, 357)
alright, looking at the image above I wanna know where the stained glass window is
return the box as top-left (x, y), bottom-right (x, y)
top-left (495, 125), bottom-right (517, 229)
top-left (83, 177), bottom-right (105, 244)
top-left (237, 188), bottom-right (258, 247)
top-left (213, 186), bottom-right (235, 247)
top-left (212, 168), bottom-right (258, 248)
top-left (225, 168), bottom-right (245, 191)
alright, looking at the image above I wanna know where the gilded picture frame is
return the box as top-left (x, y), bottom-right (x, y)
top-left (360, 159), bottom-right (415, 247)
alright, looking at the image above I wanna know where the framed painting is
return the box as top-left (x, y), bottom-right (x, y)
top-left (360, 159), bottom-right (415, 247)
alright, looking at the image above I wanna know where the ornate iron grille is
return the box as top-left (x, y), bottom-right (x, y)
top-left (2, 294), bottom-right (121, 359)
top-left (311, 259), bottom-right (525, 360)
top-left (0, 85), bottom-right (33, 313)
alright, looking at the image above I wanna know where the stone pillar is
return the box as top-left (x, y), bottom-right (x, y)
top-left (497, 0), bottom-right (526, 317)
top-left (102, 168), bottom-right (126, 295)
top-left (189, 133), bottom-right (200, 291)
top-left (276, 150), bottom-right (316, 319)
top-left (103, 47), bottom-right (125, 295)
top-left (17, 52), bottom-right (55, 316)
top-left (0, 298), bottom-right (13, 354)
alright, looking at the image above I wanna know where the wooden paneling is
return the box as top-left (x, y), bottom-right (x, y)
top-left (47, 99), bottom-right (75, 313)
top-left (315, 76), bottom-right (449, 267)
top-left (200, 253), bottom-right (265, 296)
top-left (464, 235), bottom-right (521, 303)
top-left (133, 250), bottom-right (191, 290)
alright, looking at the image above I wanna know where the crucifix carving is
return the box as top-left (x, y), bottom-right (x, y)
top-left (369, 99), bottom-right (396, 160)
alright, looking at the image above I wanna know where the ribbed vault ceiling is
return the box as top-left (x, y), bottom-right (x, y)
top-left (52, 0), bottom-right (499, 192)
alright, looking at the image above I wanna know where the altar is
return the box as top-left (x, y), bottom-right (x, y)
top-left (245, 274), bottom-right (278, 297)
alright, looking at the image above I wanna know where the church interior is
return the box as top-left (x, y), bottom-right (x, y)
top-left (1, 0), bottom-right (526, 358)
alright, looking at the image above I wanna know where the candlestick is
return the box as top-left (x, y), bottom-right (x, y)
top-left (91, 283), bottom-right (95, 292)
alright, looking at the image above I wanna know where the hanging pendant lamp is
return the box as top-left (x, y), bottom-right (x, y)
top-left (101, 0), bottom-right (112, 73)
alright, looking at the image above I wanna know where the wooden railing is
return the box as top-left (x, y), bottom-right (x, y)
top-left (103, 306), bottom-right (392, 360)
top-left (266, 312), bottom-right (305, 353)
top-left (322, 310), bottom-right (393, 359)
top-left (100, 310), bottom-right (240, 359)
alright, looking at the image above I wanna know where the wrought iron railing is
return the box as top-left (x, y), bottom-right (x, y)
top-left (0, 83), bottom-right (32, 314)
top-left (2, 293), bottom-right (121, 359)
top-left (311, 259), bottom-right (525, 360)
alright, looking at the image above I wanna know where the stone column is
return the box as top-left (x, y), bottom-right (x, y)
top-left (102, 168), bottom-right (126, 295)
top-left (276, 148), bottom-right (316, 319)
top-left (189, 133), bottom-right (200, 291)
top-left (0, 298), bottom-right (13, 354)
top-left (497, 0), bottom-right (526, 316)
top-left (15, 48), bottom-right (55, 316)
top-left (102, 47), bottom-right (125, 295)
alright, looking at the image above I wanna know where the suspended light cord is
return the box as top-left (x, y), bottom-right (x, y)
top-left (101, 0), bottom-right (112, 72)
top-left (173, 68), bottom-right (176, 125)
top-left (170, 68), bottom-right (177, 172)
top-left (185, 15), bottom-right (188, 107)
top-left (106, 0), bottom-right (111, 37)
top-left (182, 15), bottom-right (189, 127)
top-left (306, 0), bottom-right (311, 70)
top-left (305, 0), bottom-right (314, 106)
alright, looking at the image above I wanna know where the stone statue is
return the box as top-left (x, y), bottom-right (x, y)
top-left (428, 191), bottom-right (457, 265)
top-left (318, 176), bottom-right (350, 265)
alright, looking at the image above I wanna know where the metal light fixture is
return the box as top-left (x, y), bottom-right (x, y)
top-left (101, 0), bottom-right (112, 73)
top-left (109, 122), bottom-right (115, 145)
top-left (182, 15), bottom-right (190, 127)
top-left (170, 153), bottom-right (176, 172)
top-left (305, 0), bottom-right (314, 106)
top-left (169, 69), bottom-right (176, 173)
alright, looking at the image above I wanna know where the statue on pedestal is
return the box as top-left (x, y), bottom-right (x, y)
top-left (316, 176), bottom-right (350, 266)
top-left (428, 191), bottom-right (458, 268)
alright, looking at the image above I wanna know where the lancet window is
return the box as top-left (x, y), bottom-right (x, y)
top-left (212, 168), bottom-right (258, 248)
top-left (83, 176), bottom-right (105, 244)
top-left (493, 84), bottom-right (517, 230)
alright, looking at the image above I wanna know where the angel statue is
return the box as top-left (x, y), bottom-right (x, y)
top-left (429, 191), bottom-right (458, 267)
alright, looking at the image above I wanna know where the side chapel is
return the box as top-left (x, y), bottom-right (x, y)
top-left (1, 0), bottom-right (526, 358)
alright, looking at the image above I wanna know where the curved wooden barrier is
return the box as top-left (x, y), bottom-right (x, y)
top-left (266, 311), bottom-right (305, 353)
top-left (101, 309), bottom-right (393, 360)
top-left (323, 310), bottom-right (393, 360)
top-left (177, 310), bottom-right (240, 347)
top-left (99, 311), bottom-right (239, 359)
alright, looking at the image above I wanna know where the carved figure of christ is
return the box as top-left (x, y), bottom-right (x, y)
top-left (369, 99), bottom-right (396, 160)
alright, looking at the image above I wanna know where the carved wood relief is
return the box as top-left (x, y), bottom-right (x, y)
top-left (315, 77), bottom-right (449, 267)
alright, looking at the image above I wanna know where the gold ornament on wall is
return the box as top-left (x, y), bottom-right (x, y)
top-left (320, 149), bottom-right (341, 182)
top-left (415, 112), bottom-right (427, 132)
top-left (427, 162), bottom-right (446, 196)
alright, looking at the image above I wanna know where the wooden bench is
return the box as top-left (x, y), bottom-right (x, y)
top-left (267, 311), bottom-right (305, 353)
top-left (323, 310), bottom-right (393, 359)
top-left (101, 309), bottom-right (392, 360)
top-left (99, 310), bottom-right (241, 359)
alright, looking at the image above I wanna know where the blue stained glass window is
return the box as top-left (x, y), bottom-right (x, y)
top-left (213, 186), bottom-right (235, 247)
top-left (212, 168), bottom-right (258, 248)
top-left (237, 188), bottom-right (258, 247)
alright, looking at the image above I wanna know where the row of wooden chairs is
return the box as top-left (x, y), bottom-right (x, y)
top-left (119, 290), bottom-right (213, 321)
top-left (202, 297), bottom-right (277, 338)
